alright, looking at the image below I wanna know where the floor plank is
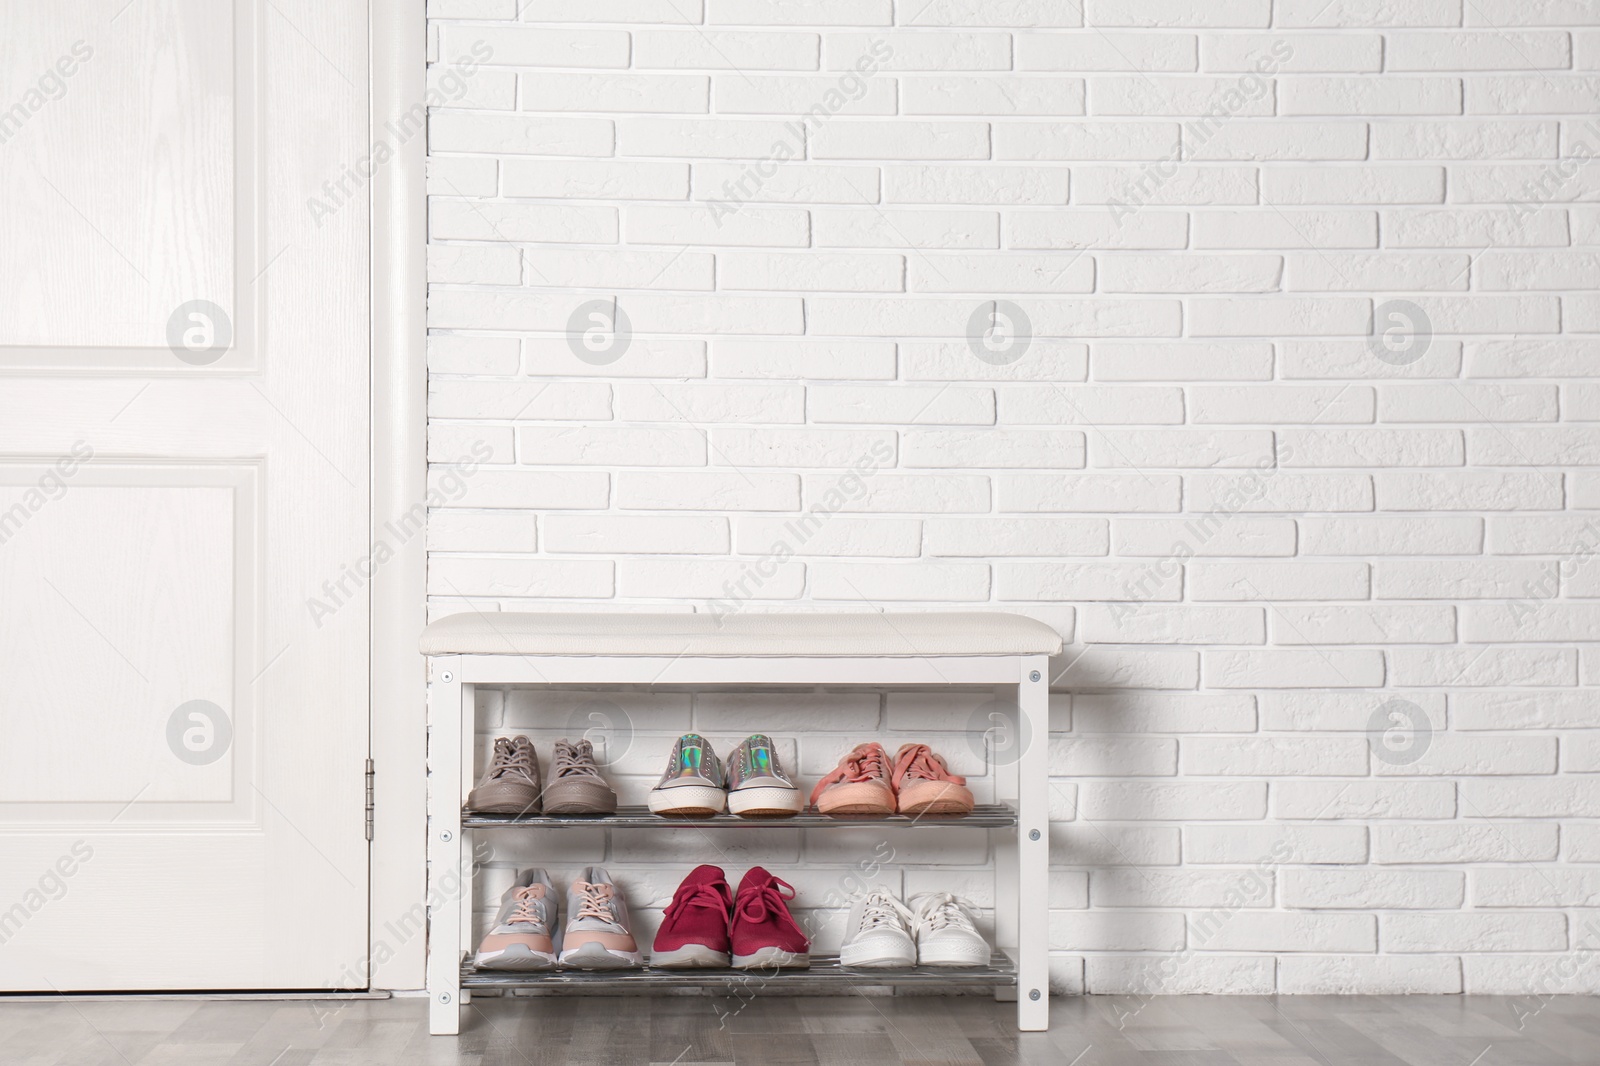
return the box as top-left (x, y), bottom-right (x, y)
top-left (0, 995), bottom-right (1597, 1066)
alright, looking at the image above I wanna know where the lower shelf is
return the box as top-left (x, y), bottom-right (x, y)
top-left (461, 953), bottom-right (1016, 991)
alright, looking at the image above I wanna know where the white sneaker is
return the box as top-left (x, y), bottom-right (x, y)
top-left (839, 888), bottom-right (917, 968)
top-left (910, 892), bottom-right (989, 967)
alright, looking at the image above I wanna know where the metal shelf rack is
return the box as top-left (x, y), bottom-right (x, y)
top-left (422, 612), bottom-right (1055, 1035)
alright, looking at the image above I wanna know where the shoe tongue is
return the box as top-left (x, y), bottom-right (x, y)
top-left (744, 738), bottom-right (776, 771)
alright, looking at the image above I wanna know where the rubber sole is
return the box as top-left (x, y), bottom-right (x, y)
top-left (650, 944), bottom-right (732, 969)
top-left (898, 798), bottom-right (974, 817)
top-left (916, 935), bottom-right (990, 966)
top-left (474, 944), bottom-right (557, 971)
top-left (815, 781), bottom-right (895, 818)
top-left (466, 783), bottom-right (541, 815)
top-left (559, 941), bottom-right (643, 969)
top-left (728, 785), bottom-right (802, 818)
top-left (817, 801), bottom-right (896, 817)
top-left (839, 943), bottom-right (917, 969)
top-left (897, 781), bottom-right (974, 818)
top-left (542, 779), bottom-right (618, 815)
top-left (732, 947), bottom-right (809, 970)
top-left (917, 950), bottom-right (990, 967)
top-left (648, 784), bottom-right (726, 817)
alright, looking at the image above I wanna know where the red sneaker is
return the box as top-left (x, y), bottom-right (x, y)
top-left (651, 864), bottom-right (733, 968)
top-left (730, 867), bottom-right (810, 970)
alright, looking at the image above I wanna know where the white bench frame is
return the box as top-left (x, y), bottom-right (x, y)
top-left (425, 651), bottom-right (1051, 1034)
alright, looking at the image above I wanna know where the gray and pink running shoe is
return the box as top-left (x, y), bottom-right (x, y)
top-left (475, 868), bottom-right (558, 971)
top-left (559, 866), bottom-right (642, 969)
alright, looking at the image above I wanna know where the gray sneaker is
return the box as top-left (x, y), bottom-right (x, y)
top-left (727, 734), bottom-right (802, 818)
top-left (542, 738), bottom-right (618, 815)
top-left (559, 866), bottom-right (642, 969)
top-left (647, 734), bottom-right (727, 816)
top-left (467, 735), bottom-right (541, 814)
top-left (475, 868), bottom-right (558, 970)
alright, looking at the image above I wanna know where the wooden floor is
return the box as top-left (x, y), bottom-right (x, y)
top-left (1, 992), bottom-right (1595, 1065)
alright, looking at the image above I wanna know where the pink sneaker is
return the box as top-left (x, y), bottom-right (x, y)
top-left (892, 743), bottom-right (973, 817)
top-left (809, 742), bottom-right (895, 817)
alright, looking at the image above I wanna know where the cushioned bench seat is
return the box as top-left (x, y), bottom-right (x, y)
top-left (418, 610), bottom-right (1062, 658)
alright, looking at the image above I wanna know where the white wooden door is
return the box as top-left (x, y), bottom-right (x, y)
top-left (0, 0), bottom-right (370, 989)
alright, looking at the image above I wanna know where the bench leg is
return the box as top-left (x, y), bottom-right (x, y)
top-left (427, 657), bottom-right (465, 1036)
top-left (1016, 654), bottom-right (1050, 1032)
top-left (994, 686), bottom-right (1019, 1006)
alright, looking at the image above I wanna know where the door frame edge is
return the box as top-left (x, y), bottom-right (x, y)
top-left (368, 0), bottom-right (429, 992)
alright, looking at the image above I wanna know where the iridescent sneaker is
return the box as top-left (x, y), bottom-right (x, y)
top-left (727, 734), bottom-right (802, 818)
top-left (475, 868), bottom-right (558, 971)
top-left (559, 866), bottom-right (642, 969)
top-left (466, 735), bottom-right (541, 815)
top-left (542, 738), bottom-right (618, 815)
top-left (647, 734), bottom-right (726, 816)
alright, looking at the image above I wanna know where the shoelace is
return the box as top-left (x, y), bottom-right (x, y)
top-left (893, 744), bottom-right (965, 787)
top-left (487, 737), bottom-right (536, 781)
top-left (910, 892), bottom-right (978, 934)
top-left (571, 881), bottom-right (619, 924)
top-left (855, 889), bottom-right (915, 934)
top-left (508, 884), bottom-right (547, 927)
top-left (664, 880), bottom-right (731, 924)
top-left (552, 739), bottom-right (602, 779)
top-left (736, 875), bottom-right (798, 925)
top-left (808, 743), bottom-right (890, 806)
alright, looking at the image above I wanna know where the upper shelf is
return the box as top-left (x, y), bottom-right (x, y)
top-left (461, 803), bottom-right (1018, 829)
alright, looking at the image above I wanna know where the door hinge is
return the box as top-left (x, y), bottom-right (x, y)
top-left (364, 758), bottom-right (375, 842)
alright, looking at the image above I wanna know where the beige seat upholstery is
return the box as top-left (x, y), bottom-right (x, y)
top-left (419, 610), bottom-right (1062, 658)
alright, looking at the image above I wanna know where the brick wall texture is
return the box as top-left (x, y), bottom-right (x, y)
top-left (425, 0), bottom-right (1600, 995)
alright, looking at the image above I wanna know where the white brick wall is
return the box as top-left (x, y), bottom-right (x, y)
top-left (425, 1), bottom-right (1600, 996)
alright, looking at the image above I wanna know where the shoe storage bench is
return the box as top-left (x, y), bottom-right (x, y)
top-left (420, 611), bottom-right (1060, 1035)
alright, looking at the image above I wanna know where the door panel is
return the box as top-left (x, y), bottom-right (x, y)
top-left (0, 0), bottom-right (369, 989)
top-left (0, 0), bottom-right (248, 367)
